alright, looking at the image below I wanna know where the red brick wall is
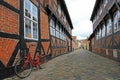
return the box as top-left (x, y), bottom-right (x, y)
top-left (4, 0), bottom-right (19, 9)
top-left (0, 5), bottom-right (19, 35)
top-left (0, 0), bottom-right (19, 66)
top-left (0, 38), bottom-right (18, 66)
top-left (40, 11), bottom-right (50, 39)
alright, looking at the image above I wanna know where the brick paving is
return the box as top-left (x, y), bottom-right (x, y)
top-left (4, 49), bottom-right (120, 80)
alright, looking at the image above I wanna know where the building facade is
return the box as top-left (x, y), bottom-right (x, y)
top-left (0, 0), bottom-right (73, 78)
top-left (89, 0), bottom-right (120, 61)
top-left (79, 39), bottom-right (89, 50)
top-left (72, 36), bottom-right (78, 51)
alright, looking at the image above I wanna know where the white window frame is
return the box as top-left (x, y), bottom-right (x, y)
top-left (24, 0), bottom-right (38, 40)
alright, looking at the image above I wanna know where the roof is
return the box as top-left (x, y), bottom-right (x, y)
top-left (90, 0), bottom-right (100, 21)
top-left (88, 33), bottom-right (94, 40)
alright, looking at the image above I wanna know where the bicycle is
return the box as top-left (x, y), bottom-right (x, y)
top-left (14, 45), bottom-right (42, 79)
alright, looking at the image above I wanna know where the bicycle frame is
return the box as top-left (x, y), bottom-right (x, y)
top-left (25, 52), bottom-right (40, 67)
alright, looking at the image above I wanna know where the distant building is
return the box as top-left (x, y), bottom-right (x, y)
top-left (79, 39), bottom-right (89, 50)
top-left (77, 40), bottom-right (81, 49)
top-left (72, 36), bottom-right (78, 51)
top-left (89, 0), bottom-right (120, 61)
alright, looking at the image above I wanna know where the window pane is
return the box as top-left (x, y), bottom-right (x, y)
top-left (32, 4), bottom-right (38, 21)
top-left (107, 18), bottom-right (112, 35)
top-left (113, 12), bottom-right (118, 31)
top-left (33, 22), bottom-right (38, 39)
top-left (25, 18), bottom-right (31, 38)
top-left (50, 27), bottom-right (52, 35)
top-left (58, 4), bottom-right (61, 14)
top-left (104, 0), bottom-right (108, 7)
top-left (25, 0), bottom-right (31, 18)
top-left (58, 32), bottom-right (59, 38)
top-left (118, 11), bottom-right (120, 29)
top-left (60, 33), bottom-right (62, 39)
top-left (56, 23), bottom-right (59, 30)
top-left (98, 29), bottom-right (101, 39)
top-left (50, 19), bottom-right (55, 28)
top-left (50, 19), bottom-right (53, 26)
top-left (102, 25), bottom-right (105, 37)
top-left (60, 27), bottom-right (62, 32)
top-left (53, 28), bottom-right (55, 36)
top-left (53, 21), bottom-right (55, 28)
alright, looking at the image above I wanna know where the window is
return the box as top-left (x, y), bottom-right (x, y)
top-left (24, 0), bottom-right (38, 40)
top-left (102, 24), bottom-right (105, 37)
top-left (96, 31), bottom-right (99, 40)
top-left (63, 31), bottom-right (66, 41)
top-left (58, 4), bottom-right (61, 15)
top-left (56, 23), bottom-right (59, 38)
top-left (49, 19), bottom-right (66, 41)
top-left (63, 15), bottom-right (66, 23)
top-left (103, 0), bottom-right (108, 7)
top-left (99, 1), bottom-right (102, 15)
top-left (56, 23), bottom-right (59, 31)
top-left (113, 11), bottom-right (120, 32)
top-left (106, 18), bottom-right (112, 35)
top-left (98, 29), bottom-right (101, 39)
top-left (99, 7), bottom-right (102, 15)
top-left (50, 19), bottom-right (55, 36)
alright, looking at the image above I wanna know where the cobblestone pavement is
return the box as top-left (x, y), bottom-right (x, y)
top-left (5, 49), bottom-right (120, 80)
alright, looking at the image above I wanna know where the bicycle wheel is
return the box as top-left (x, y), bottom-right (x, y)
top-left (14, 58), bottom-right (32, 79)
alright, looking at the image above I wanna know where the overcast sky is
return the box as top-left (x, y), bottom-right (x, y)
top-left (65, 0), bottom-right (96, 40)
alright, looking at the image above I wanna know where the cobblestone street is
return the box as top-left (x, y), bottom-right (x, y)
top-left (5, 49), bottom-right (120, 80)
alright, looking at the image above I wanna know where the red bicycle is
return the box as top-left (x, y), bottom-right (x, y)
top-left (14, 45), bottom-right (42, 79)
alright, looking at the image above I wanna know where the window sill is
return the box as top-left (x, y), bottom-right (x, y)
top-left (24, 37), bottom-right (38, 41)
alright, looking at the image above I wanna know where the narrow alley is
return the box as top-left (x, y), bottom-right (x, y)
top-left (5, 49), bottom-right (120, 80)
